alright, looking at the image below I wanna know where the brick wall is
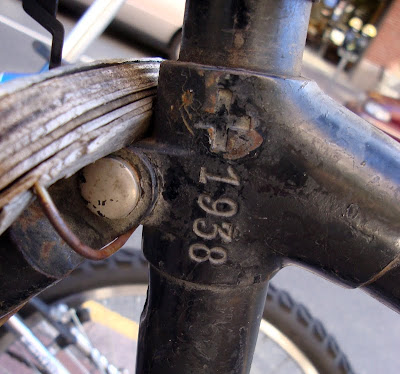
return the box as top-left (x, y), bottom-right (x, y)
top-left (365, 0), bottom-right (400, 71)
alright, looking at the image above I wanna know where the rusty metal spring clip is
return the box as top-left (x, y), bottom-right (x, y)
top-left (33, 182), bottom-right (136, 260)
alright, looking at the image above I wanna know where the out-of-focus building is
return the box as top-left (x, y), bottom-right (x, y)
top-left (307, 0), bottom-right (400, 96)
top-left (364, 0), bottom-right (400, 96)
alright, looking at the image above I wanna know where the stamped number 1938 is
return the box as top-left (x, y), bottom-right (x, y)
top-left (189, 166), bottom-right (240, 265)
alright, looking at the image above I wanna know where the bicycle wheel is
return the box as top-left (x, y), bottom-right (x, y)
top-left (0, 248), bottom-right (354, 374)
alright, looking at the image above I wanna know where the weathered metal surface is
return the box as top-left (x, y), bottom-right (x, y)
top-left (136, 1), bottom-right (400, 372)
top-left (179, 0), bottom-right (312, 76)
top-left (145, 59), bottom-right (400, 291)
top-left (0, 228), bottom-right (56, 320)
top-left (0, 59), bottom-right (160, 236)
top-left (137, 266), bottom-right (269, 374)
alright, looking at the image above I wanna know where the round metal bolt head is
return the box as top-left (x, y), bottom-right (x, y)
top-left (80, 157), bottom-right (141, 220)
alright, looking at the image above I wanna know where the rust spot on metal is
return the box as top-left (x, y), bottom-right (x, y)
top-left (180, 89), bottom-right (196, 136)
top-left (203, 74), bottom-right (220, 113)
top-left (17, 202), bottom-right (43, 232)
top-left (205, 73), bottom-right (217, 88)
top-left (181, 90), bottom-right (194, 107)
top-left (225, 120), bottom-right (264, 160)
top-left (41, 240), bottom-right (57, 261)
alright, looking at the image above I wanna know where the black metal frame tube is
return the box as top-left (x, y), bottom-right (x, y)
top-left (137, 1), bottom-right (400, 371)
top-left (136, 266), bottom-right (269, 374)
top-left (136, 1), bottom-right (316, 372)
top-left (179, 0), bottom-right (312, 76)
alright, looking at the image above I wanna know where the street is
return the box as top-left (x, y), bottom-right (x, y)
top-left (0, 1), bottom-right (399, 373)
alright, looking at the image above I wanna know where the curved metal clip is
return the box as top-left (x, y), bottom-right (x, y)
top-left (34, 182), bottom-right (136, 260)
top-left (22, 0), bottom-right (65, 69)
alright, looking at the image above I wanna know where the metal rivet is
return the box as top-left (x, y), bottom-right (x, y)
top-left (79, 157), bottom-right (141, 220)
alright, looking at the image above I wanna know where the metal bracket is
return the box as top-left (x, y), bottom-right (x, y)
top-left (22, 0), bottom-right (64, 68)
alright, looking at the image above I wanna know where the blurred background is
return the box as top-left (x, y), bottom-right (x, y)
top-left (0, 0), bottom-right (399, 373)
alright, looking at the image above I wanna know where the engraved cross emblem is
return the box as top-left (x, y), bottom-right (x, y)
top-left (194, 89), bottom-right (252, 153)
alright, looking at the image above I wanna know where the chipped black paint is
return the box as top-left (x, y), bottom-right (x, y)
top-left (233, 0), bottom-right (250, 29)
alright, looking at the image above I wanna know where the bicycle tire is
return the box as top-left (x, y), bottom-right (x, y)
top-left (32, 248), bottom-right (355, 374)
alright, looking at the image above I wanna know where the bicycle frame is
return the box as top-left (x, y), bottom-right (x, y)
top-left (0, 1), bottom-right (399, 373)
